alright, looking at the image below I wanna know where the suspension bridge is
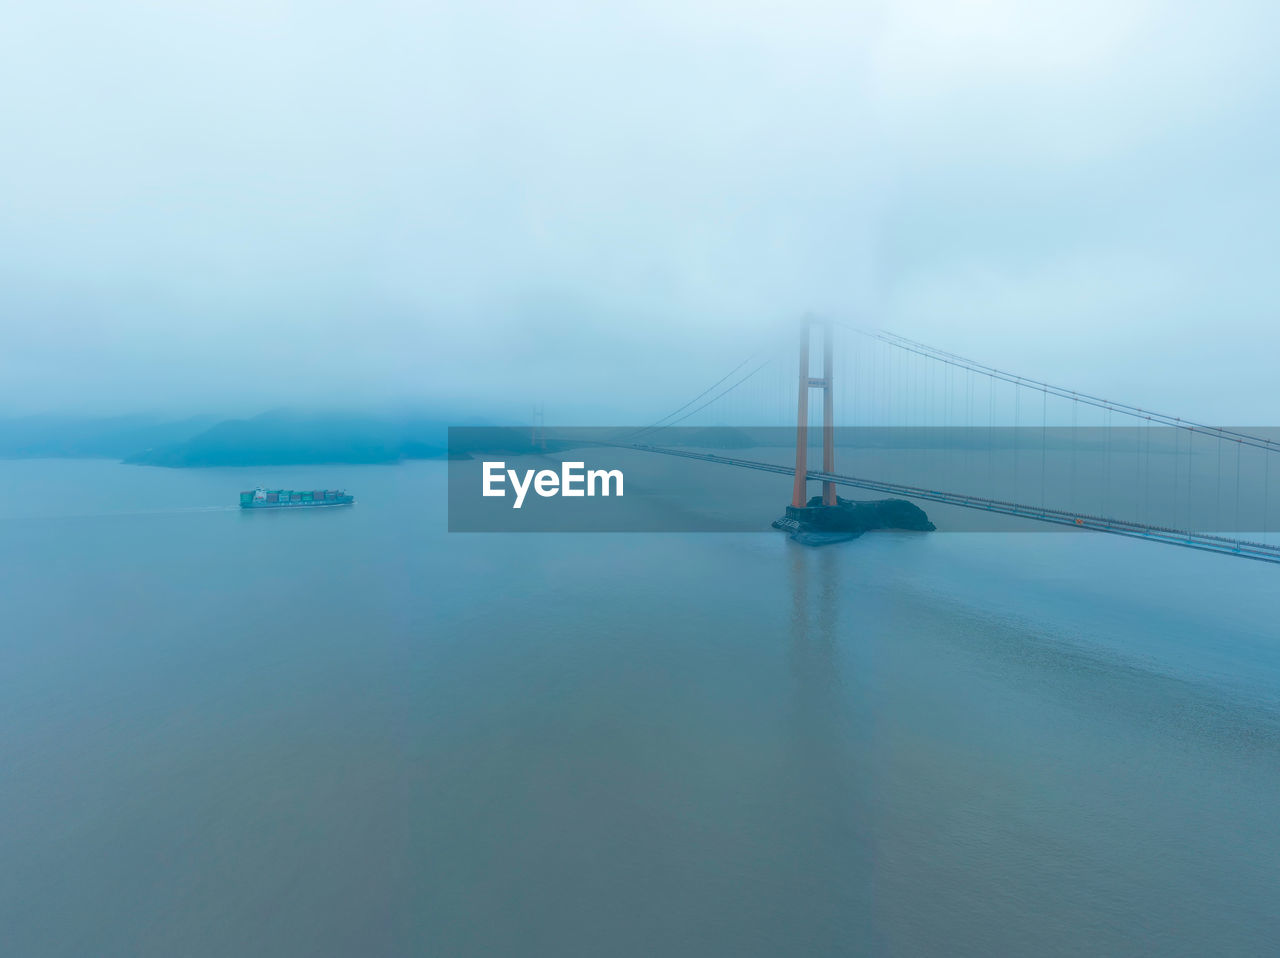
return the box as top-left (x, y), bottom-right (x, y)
top-left (614, 317), bottom-right (1280, 564)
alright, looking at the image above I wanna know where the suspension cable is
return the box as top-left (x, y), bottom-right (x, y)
top-left (833, 322), bottom-right (1280, 454)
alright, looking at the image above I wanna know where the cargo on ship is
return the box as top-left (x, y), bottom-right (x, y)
top-left (239, 487), bottom-right (354, 509)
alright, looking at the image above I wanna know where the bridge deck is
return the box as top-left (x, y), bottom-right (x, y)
top-left (624, 443), bottom-right (1280, 565)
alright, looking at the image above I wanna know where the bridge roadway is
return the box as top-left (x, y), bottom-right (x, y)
top-left (621, 443), bottom-right (1280, 565)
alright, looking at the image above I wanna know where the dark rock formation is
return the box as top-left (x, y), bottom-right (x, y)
top-left (772, 494), bottom-right (935, 546)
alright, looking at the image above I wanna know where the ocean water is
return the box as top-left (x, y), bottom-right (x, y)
top-left (1, 458), bottom-right (1278, 956)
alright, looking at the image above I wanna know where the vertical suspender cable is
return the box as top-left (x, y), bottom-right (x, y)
top-left (1236, 440), bottom-right (1243, 531)
top-left (1041, 387), bottom-right (1048, 509)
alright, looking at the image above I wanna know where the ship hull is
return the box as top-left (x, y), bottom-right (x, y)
top-left (239, 488), bottom-right (355, 508)
top-left (240, 499), bottom-right (354, 509)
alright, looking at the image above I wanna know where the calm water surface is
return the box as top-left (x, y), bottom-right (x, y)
top-left (2, 459), bottom-right (1278, 956)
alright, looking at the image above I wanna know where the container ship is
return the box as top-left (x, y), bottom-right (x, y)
top-left (239, 487), bottom-right (354, 509)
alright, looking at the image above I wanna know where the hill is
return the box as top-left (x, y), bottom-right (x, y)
top-left (124, 411), bottom-right (457, 467)
top-left (0, 414), bottom-right (219, 459)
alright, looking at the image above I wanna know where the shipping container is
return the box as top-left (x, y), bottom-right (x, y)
top-left (240, 486), bottom-right (353, 509)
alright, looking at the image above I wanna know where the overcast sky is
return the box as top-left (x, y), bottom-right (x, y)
top-left (2, 0), bottom-right (1277, 422)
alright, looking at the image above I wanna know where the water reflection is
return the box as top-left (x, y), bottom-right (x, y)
top-left (787, 541), bottom-right (845, 730)
top-left (783, 542), bottom-right (872, 943)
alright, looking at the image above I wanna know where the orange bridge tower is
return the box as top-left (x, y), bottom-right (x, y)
top-left (791, 316), bottom-right (836, 509)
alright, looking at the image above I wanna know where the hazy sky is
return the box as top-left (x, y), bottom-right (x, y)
top-left (2, 0), bottom-right (1277, 422)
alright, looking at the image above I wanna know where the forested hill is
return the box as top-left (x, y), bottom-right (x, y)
top-left (0, 414), bottom-right (218, 459)
top-left (122, 411), bottom-right (458, 466)
top-left (0, 410), bottom-right (481, 466)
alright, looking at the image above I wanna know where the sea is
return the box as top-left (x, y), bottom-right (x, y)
top-left (2, 458), bottom-right (1278, 956)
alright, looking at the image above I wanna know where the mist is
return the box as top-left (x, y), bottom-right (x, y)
top-left (2, 0), bottom-right (1278, 423)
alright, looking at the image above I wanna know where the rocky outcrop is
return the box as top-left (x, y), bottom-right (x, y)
top-left (772, 494), bottom-right (935, 545)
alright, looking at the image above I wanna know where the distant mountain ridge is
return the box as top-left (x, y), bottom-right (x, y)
top-left (0, 414), bottom-right (219, 459)
top-left (125, 411), bottom-right (459, 466)
top-left (0, 410), bottom-right (476, 467)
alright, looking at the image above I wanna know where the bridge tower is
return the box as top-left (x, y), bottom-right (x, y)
top-left (791, 317), bottom-right (837, 509)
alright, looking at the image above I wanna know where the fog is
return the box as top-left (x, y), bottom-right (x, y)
top-left (2, 0), bottom-right (1278, 423)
